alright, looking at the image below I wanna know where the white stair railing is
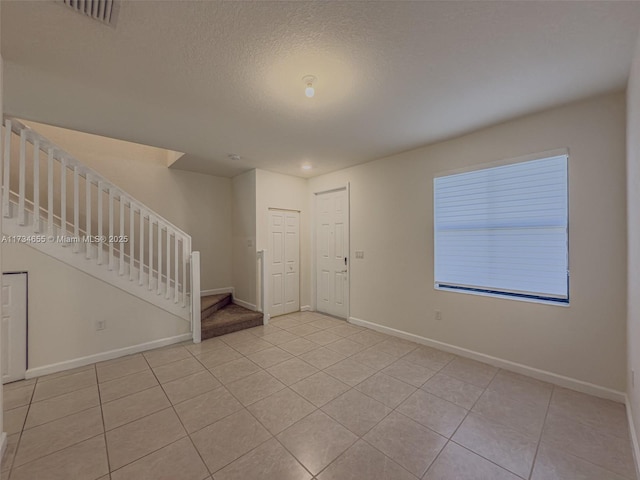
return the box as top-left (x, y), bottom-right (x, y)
top-left (1, 118), bottom-right (200, 337)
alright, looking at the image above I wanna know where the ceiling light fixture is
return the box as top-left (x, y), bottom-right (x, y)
top-left (302, 164), bottom-right (312, 171)
top-left (228, 154), bottom-right (241, 161)
top-left (302, 75), bottom-right (316, 98)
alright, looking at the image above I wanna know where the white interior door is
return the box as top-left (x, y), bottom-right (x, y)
top-left (316, 188), bottom-right (349, 318)
top-left (268, 210), bottom-right (300, 317)
top-left (2, 273), bottom-right (27, 384)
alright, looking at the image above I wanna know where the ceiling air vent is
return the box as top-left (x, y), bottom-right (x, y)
top-left (59, 0), bottom-right (119, 26)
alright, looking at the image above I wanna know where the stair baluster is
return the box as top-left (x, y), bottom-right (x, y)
top-left (108, 187), bottom-right (114, 270)
top-left (60, 157), bottom-right (67, 244)
top-left (148, 215), bottom-right (154, 291)
top-left (73, 166), bottom-right (80, 253)
top-left (2, 117), bottom-right (196, 331)
top-left (85, 173), bottom-right (92, 260)
top-left (47, 148), bottom-right (54, 236)
top-left (119, 194), bottom-right (125, 275)
top-left (157, 222), bottom-right (162, 296)
top-left (97, 181), bottom-right (104, 265)
top-left (33, 139), bottom-right (40, 232)
top-left (139, 208), bottom-right (145, 286)
top-left (18, 129), bottom-right (27, 226)
top-left (129, 202), bottom-right (135, 281)
top-left (2, 120), bottom-right (11, 218)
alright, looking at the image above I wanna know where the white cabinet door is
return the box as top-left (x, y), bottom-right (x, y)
top-left (2, 273), bottom-right (27, 384)
top-left (268, 210), bottom-right (300, 317)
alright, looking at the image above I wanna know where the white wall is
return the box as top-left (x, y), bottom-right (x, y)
top-left (310, 92), bottom-right (627, 391)
top-left (255, 169), bottom-right (310, 309)
top-left (232, 170), bottom-right (257, 306)
top-left (627, 32), bottom-right (640, 453)
top-left (18, 121), bottom-right (232, 291)
top-left (3, 243), bottom-right (189, 370)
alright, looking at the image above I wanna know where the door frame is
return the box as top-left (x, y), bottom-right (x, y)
top-left (311, 183), bottom-right (351, 319)
top-left (267, 208), bottom-right (301, 318)
top-left (2, 271), bottom-right (29, 383)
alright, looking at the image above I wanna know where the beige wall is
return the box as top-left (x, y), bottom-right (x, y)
top-left (627, 32), bottom-right (640, 454)
top-left (18, 121), bottom-right (232, 291)
top-left (310, 92), bottom-right (627, 391)
top-left (255, 169), bottom-right (310, 309)
top-left (3, 243), bottom-right (189, 370)
top-left (232, 170), bottom-right (257, 306)
top-left (0, 0), bottom-right (5, 439)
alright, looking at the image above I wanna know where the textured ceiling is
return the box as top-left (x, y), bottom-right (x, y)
top-left (2, 1), bottom-right (640, 178)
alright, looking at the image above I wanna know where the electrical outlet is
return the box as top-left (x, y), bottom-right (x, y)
top-left (247, 239), bottom-right (253, 248)
top-left (96, 320), bottom-right (106, 331)
top-left (435, 310), bottom-right (442, 321)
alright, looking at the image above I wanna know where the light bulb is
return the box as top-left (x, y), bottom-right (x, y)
top-left (302, 75), bottom-right (316, 98)
top-left (305, 85), bottom-right (315, 98)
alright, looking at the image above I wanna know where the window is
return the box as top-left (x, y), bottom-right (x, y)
top-left (434, 154), bottom-right (569, 304)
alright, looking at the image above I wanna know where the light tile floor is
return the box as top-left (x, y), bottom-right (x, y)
top-left (0, 311), bottom-right (636, 480)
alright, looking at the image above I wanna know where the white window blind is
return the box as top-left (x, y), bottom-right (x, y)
top-left (434, 154), bottom-right (568, 303)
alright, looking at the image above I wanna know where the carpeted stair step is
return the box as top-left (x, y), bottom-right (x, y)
top-left (201, 293), bottom-right (232, 320)
top-left (201, 303), bottom-right (263, 340)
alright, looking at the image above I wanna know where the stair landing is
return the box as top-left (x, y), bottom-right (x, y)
top-left (201, 294), bottom-right (262, 340)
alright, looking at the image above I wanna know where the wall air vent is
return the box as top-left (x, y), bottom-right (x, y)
top-left (59, 0), bottom-right (119, 26)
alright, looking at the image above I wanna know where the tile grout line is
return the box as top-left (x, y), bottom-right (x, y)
top-left (531, 388), bottom-right (634, 480)
top-left (3, 336), bottom-right (488, 480)
top-left (420, 365), bottom-right (495, 478)
top-left (22, 369), bottom-right (96, 404)
top-left (197, 320), bottom-right (356, 479)
top-left (526, 383), bottom-right (555, 480)
top-left (102, 351), bottom-right (197, 477)
top-left (93, 364), bottom-right (113, 479)
top-left (7, 366), bottom-right (103, 479)
top-left (425, 367), bottom-right (533, 480)
top-left (143, 349), bottom-right (213, 479)
top-left (14, 372), bottom-right (48, 478)
top-left (5, 313), bottom-right (633, 480)
top-left (278, 335), bottom-right (445, 479)
top-left (193, 345), bottom-right (301, 477)
top-left (2, 322), bottom-right (452, 478)
top-left (230, 351), bottom-right (344, 478)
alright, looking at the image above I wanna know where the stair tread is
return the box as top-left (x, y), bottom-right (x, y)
top-left (201, 304), bottom-right (263, 339)
top-left (202, 304), bottom-right (262, 327)
top-left (201, 293), bottom-right (231, 312)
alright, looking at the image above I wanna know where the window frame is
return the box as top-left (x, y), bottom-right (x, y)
top-left (433, 149), bottom-right (570, 306)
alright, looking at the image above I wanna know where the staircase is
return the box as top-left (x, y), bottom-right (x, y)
top-left (201, 293), bottom-right (263, 340)
top-left (1, 118), bottom-right (202, 339)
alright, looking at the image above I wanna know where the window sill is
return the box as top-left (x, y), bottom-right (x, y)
top-left (435, 285), bottom-right (570, 307)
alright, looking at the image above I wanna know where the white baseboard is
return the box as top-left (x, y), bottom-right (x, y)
top-left (301, 305), bottom-right (312, 312)
top-left (626, 396), bottom-right (640, 480)
top-left (0, 432), bottom-right (7, 469)
top-left (201, 287), bottom-right (234, 296)
top-left (233, 298), bottom-right (257, 311)
top-left (348, 315), bottom-right (625, 403)
top-left (25, 333), bottom-right (192, 379)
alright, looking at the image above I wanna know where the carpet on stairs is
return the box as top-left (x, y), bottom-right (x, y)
top-left (201, 298), bottom-right (263, 340)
